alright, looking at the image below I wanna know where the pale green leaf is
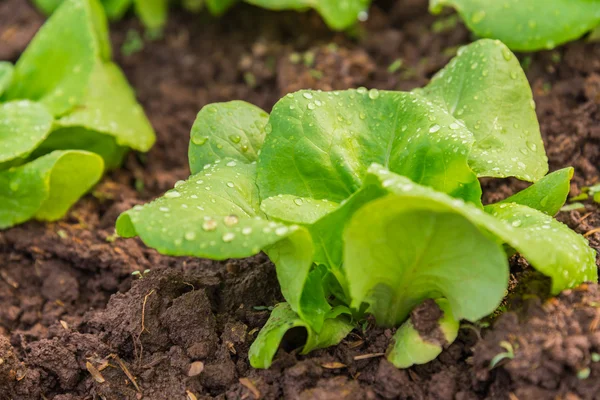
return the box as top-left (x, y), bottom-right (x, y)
top-left (5, 0), bottom-right (105, 116)
top-left (56, 61), bottom-right (155, 153)
top-left (430, 0), bottom-right (600, 51)
top-left (0, 150), bottom-right (103, 228)
top-left (417, 39), bottom-right (547, 181)
top-left (133, 0), bottom-right (168, 30)
top-left (246, 0), bottom-right (370, 30)
top-left (206, 0), bottom-right (238, 15)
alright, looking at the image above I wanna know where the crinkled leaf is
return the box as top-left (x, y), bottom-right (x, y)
top-left (0, 150), bottom-right (103, 228)
top-left (495, 168), bottom-right (573, 215)
top-left (416, 39), bottom-right (547, 181)
top-left (249, 303), bottom-right (354, 369)
top-left (56, 61), bottom-right (155, 153)
top-left (257, 89), bottom-right (481, 206)
top-left (189, 101), bottom-right (269, 174)
top-left (344, 186), bottom-right (509, 325)
top-left (430, 0), bottom-right (600, 51)
top-left (246, 0), bottom-right (370, 30)
top-left (485, 202), bottom-right (597, 293)
top-left (5, 0), bottom-right (106, 117)
top-left (0, 62), bottom-right (14, 97)
top-left (133, 0), bottom-right (168, 30)
top-left (386, 299), bottom-right (459, 369)
top-left (0, 101), bottom-right (54, 165)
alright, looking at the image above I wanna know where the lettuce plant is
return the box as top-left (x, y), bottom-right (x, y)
top-left (33, 0), bottom-right (371, 31)
top-left (0, 0), bottom-right (155, 228)
top-left (431, 0), bottom-right (600, 51)
top-left (116, 39), bottom-right (597, 369)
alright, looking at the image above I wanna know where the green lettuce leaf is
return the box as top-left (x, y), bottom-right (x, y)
top-left (248, 303), bottom-right (354, 369)
top-left (430, 0), bottom-right (600, 51)
top-left (246, 0), bottom-right (370, 30)
top-left (0, 62), bottom-right (14, 97)
top-left (0, 101), bottom-right (54, 166)
top-left (416, 39), bottom-right (547, 181)
top-left (133, 0), bottom-right (168, 30)
top-left (189, 100), bottom-right (269, 173)
top-left (55, 61), bottom-right (155, 154)
top-left (494, 167), bottom-right (573, 215)
top-left (117, 102), bottom-right (328, 332)
top-left (0, 150), bottom-right (103, 228)
top-left (206, 0), bottom-right (239, 15)
top-left (386, 299), bottom-right (459, 368)
top-left (257, 89), bottom-right (481, 206)
top-left (4, 0), bottom-right (106, 117)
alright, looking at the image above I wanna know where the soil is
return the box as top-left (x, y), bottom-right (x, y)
top-left (1, 0), bottom-right (600, 399)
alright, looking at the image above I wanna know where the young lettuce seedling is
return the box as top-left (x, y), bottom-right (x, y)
top-left (33, 0), bottom-right (371, 31)
top-left (0, 0), bottom-right (155, 228)
top-left (117, 39), bottom-right (597, 369)
top-left (430, 0), bottom-right (600, 51)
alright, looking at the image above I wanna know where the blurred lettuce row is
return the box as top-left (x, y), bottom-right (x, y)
top-left (116, 39), bottom-right (597, 370)
top-left (431, 0), bottom-right (600, 51)
top-left (33, 0), bottom-right (371, 32)
top-left (0, 0), bottom-right (155, 229)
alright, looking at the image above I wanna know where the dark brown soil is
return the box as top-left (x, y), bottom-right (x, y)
top-left (1, 0), bottom-right (600, 399)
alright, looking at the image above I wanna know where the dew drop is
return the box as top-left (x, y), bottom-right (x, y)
top-left (202, 219), bottom-right (217, 231)
top-left (226, 161), bottom-right (237, 167)
top-left (174, 180), bottom-right (185, 188)
top-left (294, 198), bottom-right (303, 206)
top-left (224, 215), bottom-right (239, 226)
top-left (307, 103), bottom-right (316, 110)
top-left (429, 124), bottom-right (441, 133)
top-left (226, 182), bottom-right (235, 188)
top-left (222, 232), bottom-right (235, 242)
top-left (302, 92), bottom-right (313, 99)
top-left (185, 231), bottom-right (196, 240)
top-left (526, 141), bottom-right (537, 151)
top-left (449, 123), bottom-right (460, 130)
top-left (511, 220), bottom-right (522, 227)
top-left (368, 88), bottom-right (380, 99)
top-left (359, 112), bottom-right (366, 120)
top-left (165, 190), bottom-right (181, 198)
top-left (275, 227), bottom-right (288, 236)
top-left (192, 136), bottom-right (208, 145)
top-left (357, 87), bottom-right (367, 94)
top-left (229, 135), bottom-right (241, 143)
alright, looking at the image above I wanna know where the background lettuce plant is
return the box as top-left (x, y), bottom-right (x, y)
top-left (117, 39), bottom-right (597, 369)
top-left (33, 0), bottom-right (371, 31)
top-left (431, 0), bottom-right (600, 51)
top-left (0, 0), bottom-right (155, 228)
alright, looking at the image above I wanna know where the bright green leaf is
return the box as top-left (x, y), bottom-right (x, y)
top-left (494, 167), bottom-right (573, 215)
top-left (386, 299), bottom-right (459, 368)
top-left (485, 202), bottom-right (597, 293)
top-left (133, 0), bottom-right (168, 30)
top-left (344, 187), bottom-right (509, 325)
top-left (260, 195), bottom-right (339, 225)
top-left (417, 39), bottom-right (547, 181)
top-left (29, 127), bottom-right (128, 170)
top-left (246, 0), bottom-right (370, 31)
top-left (188, 101), bottom-right (269, 174)
top-left (430, 0), bottom-right (600, 51)
top-left (0, 62), bottom-right (14, 97)
top-left (257, 89), bottom-right (481, 206)
top-left (206, 0), bottom-right (238, 15)
top-left (0, 150), bottom-right (103, 228)
top-left (56, 61), bottom-right (155, 153)
top-left (31, 0), bottom-right (64, 14)
top-left (5, 0), bottom-right (104, 116)
top-left (0, 101), bottom-right (54, 165)
top-left (248, 303), bottom-right (353, 369)
top-left (103, 0), bottom-right (133, 20)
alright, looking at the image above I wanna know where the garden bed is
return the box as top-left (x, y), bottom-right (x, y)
top-left (1, 0), bottom-right (599, 398)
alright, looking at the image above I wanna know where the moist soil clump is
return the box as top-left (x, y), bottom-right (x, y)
top-left (1, 0), bottom-right (600, 399)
